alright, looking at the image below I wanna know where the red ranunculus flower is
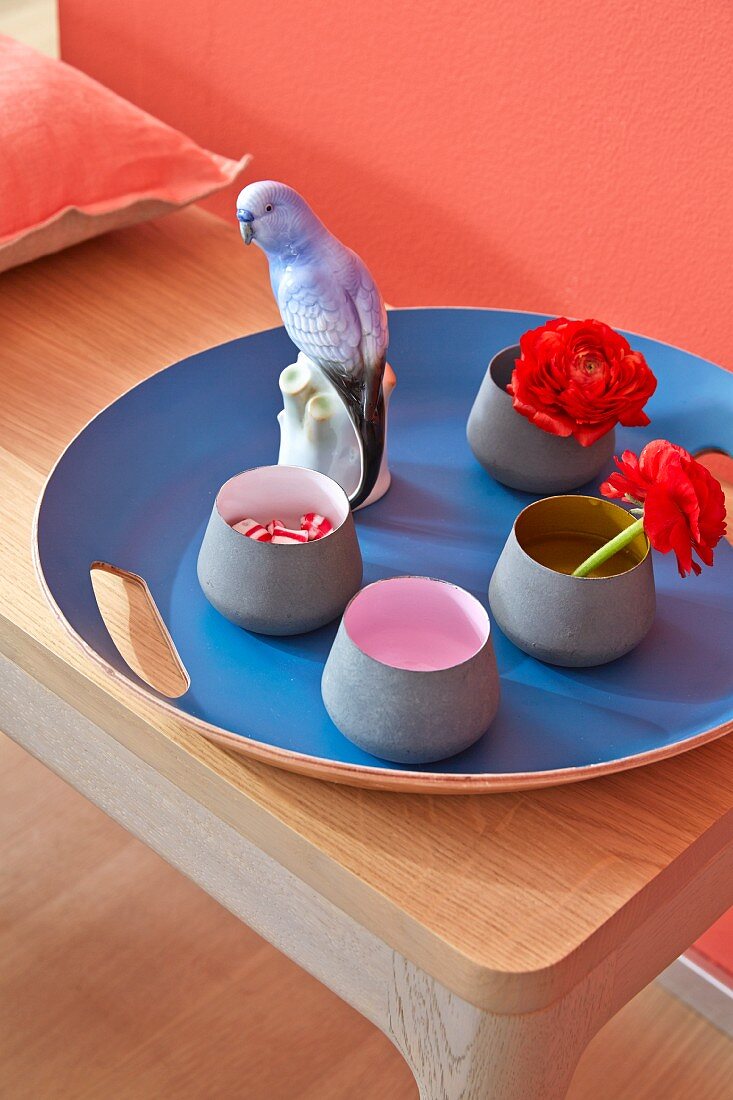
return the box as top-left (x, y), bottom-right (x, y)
top-left (508, 317), bottom-right (657, 447)
top-left (601, 440), bottom-right (727, 577)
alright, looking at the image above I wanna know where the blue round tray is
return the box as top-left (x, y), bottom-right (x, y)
top-left (35, 309), bottom-right (733, 792)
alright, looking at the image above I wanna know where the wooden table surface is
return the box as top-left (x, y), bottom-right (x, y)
top-left (4, 730), bottom-right (733, 1100)
top-left (1, 207), bottom-right (732, 1095)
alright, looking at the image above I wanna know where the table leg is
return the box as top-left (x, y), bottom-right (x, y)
top-left (386, 956), bottom-right (600, 1100)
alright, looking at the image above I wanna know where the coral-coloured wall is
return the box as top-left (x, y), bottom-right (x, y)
top-left (59, 0), bottom-right (733, 367)
top-left (59, 0), bottom-right (732, 974)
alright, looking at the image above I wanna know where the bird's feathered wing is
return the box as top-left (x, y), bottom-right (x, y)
top-left (277, 246), bottom-right (388, 388)
top-left (336, 247), bottom-right (389, 379)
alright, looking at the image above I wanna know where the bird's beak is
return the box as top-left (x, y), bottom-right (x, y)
top-left (237, 209), bottom-right (254, 244)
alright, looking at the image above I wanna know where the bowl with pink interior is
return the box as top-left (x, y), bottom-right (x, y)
top-left (197, 465), bottom-right (362, 635)
top-left (321, 576), bottom-right (500, 763)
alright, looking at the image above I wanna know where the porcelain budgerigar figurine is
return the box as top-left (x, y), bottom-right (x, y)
top-left (236, 181), bottom-right (390, 509)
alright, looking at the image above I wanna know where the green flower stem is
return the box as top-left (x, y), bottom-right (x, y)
top-left (571, 517), bottom-right (646, 578)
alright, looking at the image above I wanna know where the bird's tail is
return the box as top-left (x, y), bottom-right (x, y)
top-left (349, 385), bottom-right (386, 510)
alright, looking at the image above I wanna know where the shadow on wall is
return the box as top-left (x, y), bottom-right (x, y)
top-left (202, 102), bottom-right (553, 313)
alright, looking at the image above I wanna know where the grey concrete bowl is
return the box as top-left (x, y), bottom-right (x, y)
top-left (467, 344), bottom-right (616, 493)
top-left (322, 576), bottom-right (500, 764)
top-left (197, 465), bottom-right (362, 635)
top-left (489, 495), bottom-right (655, 667)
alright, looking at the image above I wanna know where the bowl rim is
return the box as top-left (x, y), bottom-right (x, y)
top-left (510, 494), bottom-right (651, 582)
top-left (338, 575), bottom-right (492, 674)
top-left (214, 463), bottom-right (351, 547)
top-left (488, 343), bottom-right (520, 395)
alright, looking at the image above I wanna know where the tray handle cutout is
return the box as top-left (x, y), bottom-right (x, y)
top-left (90, 562), bottom-right (190, 698)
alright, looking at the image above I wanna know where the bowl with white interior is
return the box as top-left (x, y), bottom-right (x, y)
top-left (321, 576), bottom-right (500, 763)
top-left (197, 465), bottom-right (362, 635)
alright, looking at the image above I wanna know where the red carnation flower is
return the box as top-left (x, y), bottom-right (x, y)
top-left (601, 440), bottom-right (727, 577)
top-left (509, 317), bottom-right (657, 447)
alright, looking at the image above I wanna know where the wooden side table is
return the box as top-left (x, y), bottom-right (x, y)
top-left (1, 208), bottom-right (732, 1099)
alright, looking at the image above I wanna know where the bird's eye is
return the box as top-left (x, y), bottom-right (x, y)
top-left (265, 203), bottom-right (273, 212)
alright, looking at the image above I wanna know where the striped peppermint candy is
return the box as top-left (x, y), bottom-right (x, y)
top-left (232, 517), bottom-right (271, 542)
top-left (300, 513), bottom-right (334, 541)
top-left (271, 525), bottom-right (309, 545)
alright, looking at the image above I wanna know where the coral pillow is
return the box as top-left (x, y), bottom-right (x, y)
top-left (0, 36), bottom-right (249, 272)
